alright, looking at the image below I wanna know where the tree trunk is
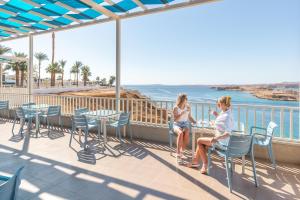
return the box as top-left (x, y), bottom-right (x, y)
top-left (52, 32), bottom-right (55, 64)
top-left (61, 72), bottom-right (64, 87)
top-left (38, 61), bottom-right (41, 88)
top-left (51, 72), bottom-right (55, 87)
top-left (84, 76), bottom-right (87, 86)
top-left (20, 70), bottom-right (24, 87)
top-left (16, 68), bottom-right (20, 87)
top-left (77, 72), bottom-right (79, 87)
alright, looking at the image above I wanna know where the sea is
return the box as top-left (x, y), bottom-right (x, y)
top-left (124, 85), bottom-right (300, 140)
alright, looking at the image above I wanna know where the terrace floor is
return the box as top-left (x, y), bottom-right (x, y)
top-left (0, 120), bottom-right (299, 200)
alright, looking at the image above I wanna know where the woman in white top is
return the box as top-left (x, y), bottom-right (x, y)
top-left (173, 94), bottom-right (196, 163)
top-left (188, 96), bottom-right (233, 173)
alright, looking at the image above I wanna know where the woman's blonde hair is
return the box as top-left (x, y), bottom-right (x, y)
top-left (176, 93), bottom-right (187, 107)
top-left (218, 96), bottom-right (231, 107)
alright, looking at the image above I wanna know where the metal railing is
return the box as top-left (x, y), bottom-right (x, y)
top-left (0, 93), bottom-right (299, 141)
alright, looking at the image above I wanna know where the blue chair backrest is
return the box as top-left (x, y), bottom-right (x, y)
top-left (118, 112), bottom-right (130, 126)
top-left (47, 106), bottom-right (61, 116)
top-left (227, 134), bottom-right (253, 157)
top-left (0, 166), bottom-right (24, 200)
top-left (264, 121), bottom-right (277, 143)
top-left (22, 102), bottom-right (35, 107)
top-left (267, 121), bottom-right (277, 137)
top-left (75, 108), bottom-right (89, 116)
top-left (15, 107), bottom-right (25, 119)
top-left (168, 117), bottom-right (174, 131)
top-left (0, 101), bottom-right (9, 110)
top-left (73, 115), bottom-right (88, 129)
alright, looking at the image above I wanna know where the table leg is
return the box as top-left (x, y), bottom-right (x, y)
top-left (35, 113), bottom-right (39, 137)
top-left (192, 128), bottom-right (195, 159)
top-left (79, 129), bottom-right (82, 144)
top-left (103, 119), bottom-right (107, 143)
top-left (242, 155), bottom-right (245, 174)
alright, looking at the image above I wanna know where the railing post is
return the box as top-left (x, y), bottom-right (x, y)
top-left (289, 109), bottom-right (293, 140)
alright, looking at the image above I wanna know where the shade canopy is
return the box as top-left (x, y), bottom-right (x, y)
top-left (0, 0), bottom-right (215, 42)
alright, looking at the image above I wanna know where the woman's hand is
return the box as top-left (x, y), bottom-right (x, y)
top-left (212, 111), bottom-right (218, 117)
top-left (210, 137), bottom-right (217, 144)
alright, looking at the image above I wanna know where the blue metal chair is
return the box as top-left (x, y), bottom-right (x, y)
top-left (12, 107), bottom-right (35, 137)
top-left (0, 166), bottom-right (24, 200)
top-left (39, 106), bottom-right (62, 135)
top-left (72, 108), bottom-right (97, 131)
top-left (207, 134), bottom-right (258, 192)
top-left (107, 112), bottom-right (132, 143)
top-left (22, 102), bottom-right (35, 107)
top-left (70, 115), bottom-right (100, 150)
top-left (250, 121), bottom-right (278, 168)
top-left (0, 101), bottom-right (9, 120)
top-left (168, 117), bottom-right (192, 155)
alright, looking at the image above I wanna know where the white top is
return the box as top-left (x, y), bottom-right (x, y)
top-left (214, 109), bottom-right (233, 146)
top-left (174, 105), bottom-right (189, 122)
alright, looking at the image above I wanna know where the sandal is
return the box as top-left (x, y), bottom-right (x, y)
top-left (176, 154), bottom-right (182, 164)
top-left (200, 165), bottom-right (208, 174)
top-left (187, 162), bottom-right (200, 168)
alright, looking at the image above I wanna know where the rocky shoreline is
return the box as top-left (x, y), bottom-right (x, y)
top-left (211, 84), bottom-right (300, 102)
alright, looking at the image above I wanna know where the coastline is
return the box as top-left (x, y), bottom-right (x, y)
top-left (211, 85), bottom-right (300, 102)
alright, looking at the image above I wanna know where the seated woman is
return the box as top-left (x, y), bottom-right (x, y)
top-left (173, 94), bottom-right (196, 164)
top-left (188, 96), bottom-right (233, 173)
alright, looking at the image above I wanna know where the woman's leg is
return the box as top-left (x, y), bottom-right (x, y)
top-left (174, 127), bottom-right (184, 155)
top-left (192, 137), bottom-right (212, 164)
top-left (182, 128), bottom-right (190, 152)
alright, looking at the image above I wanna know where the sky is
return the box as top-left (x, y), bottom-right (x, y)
top-left (1, 0), bottom-right (300, 85)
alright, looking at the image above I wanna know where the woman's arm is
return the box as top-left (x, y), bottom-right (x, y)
top-left (187, 106), bottom-right (196, 124)
top-left (211, 132), bottom-right (230, 143)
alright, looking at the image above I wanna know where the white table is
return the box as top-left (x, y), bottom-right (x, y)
top-left (22, 104), bottom-right (49, 137)
top-left (83, 109), bottom-right (119, 143)
top-left (191, 120), bottom-right (246, 174)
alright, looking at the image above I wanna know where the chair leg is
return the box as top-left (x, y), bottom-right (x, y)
top-left (69, 126), bottom-right (74, 147)
top-left (169, 133), bottom-right (173, 155)
top-left (207, 149), bottom-right (212, 175)
top-left (250, 151), bottom-right (259, 187)
top-left (97, 124), bottom-right (101, 141)
top-left (18, 119), bottom-right (25, 137)
top-left (117, 127), bottom-right (122, 143)
top-left (268, 143), bottom-right (276, 169)
top-left (12, 115), bottom-right (17, 136)
top-left (225, 156), bottom-right (232, 192)
top-left (129, 124), bottom-right (133, 142)
top-left (84, 129), bottom-right (88, 150)
top-left (47, 118), bottom-right (50, 136)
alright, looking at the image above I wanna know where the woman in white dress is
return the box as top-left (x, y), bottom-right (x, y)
top-left (188, 96), bottom-right (233, 173)
top-left (173, 94), bottom-right (196, 163)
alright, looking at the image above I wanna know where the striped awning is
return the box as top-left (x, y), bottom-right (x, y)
top-left (0, 0), bottom-right (215, 41)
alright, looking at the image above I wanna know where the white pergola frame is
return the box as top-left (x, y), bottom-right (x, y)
top-left (0, 0), bottom-right (218, 111)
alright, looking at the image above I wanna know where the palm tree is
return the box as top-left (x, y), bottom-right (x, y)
top-left (46, 62), bottom-right (60, 87)
top-left (81, 65), bottom-right (91, 86)
top-left (71, 61), bottom-right (82, 86)
top-left (58, 60), bottom-right (66, 86)
top-left (5, 52), bottom-right (27, 87)
top-left (109, 76), bottom-right (116, 87)
top-left (34, 52), bottom-right (48, 88)
top-left (0, 45), bottom-right (11, 87)
top-left (15, 53), bottom-right (27, 87)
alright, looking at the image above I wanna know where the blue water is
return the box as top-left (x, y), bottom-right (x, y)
top-left (124, 85), bottom-right (300, 140)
